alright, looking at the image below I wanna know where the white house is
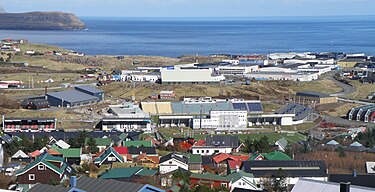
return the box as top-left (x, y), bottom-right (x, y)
top-left (191, 146), bottom-right (233, 156)
top-left (229, 171), bottom-right (262, 192)
top-left (159, 153), bottom-right (188, 175)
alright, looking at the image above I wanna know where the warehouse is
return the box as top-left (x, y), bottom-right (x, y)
top-left (46, 90), bottom-right (101, 108)
top-left (161, 68), bottom-right (225, 84)
top-left (245, 71), bottom-right (318, 82)
top-left (295, 92), bottom-right (338, 104)
top-left (75, 86), bottom-right (105, 101)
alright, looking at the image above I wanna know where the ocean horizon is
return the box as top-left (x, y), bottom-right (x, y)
top-left (1, 15), bottom-right (375, 57)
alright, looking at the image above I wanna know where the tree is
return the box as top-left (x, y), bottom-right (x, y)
top-left (172, 169), bottom-right (191, 186)
top-left (86, 137), bottom-right (99, 154)
top-left (68, 131), bottom-right (88, 148)
top-left (272, 168), bottom-right (287, 192)
top-left (243, 136), bottom-right (270, 153)
top-left (48, 177), bottom-right (60, 186)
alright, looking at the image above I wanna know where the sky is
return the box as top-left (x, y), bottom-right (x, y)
top-left (2, 0), bottom-right (375, 17)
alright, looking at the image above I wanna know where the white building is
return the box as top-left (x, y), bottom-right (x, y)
top-left (217, 65), bottom-right (259, 75)
top-left (159, 153), bottom-right (189, 175)
top-left (191, 146), bottom-right (233, 156)
top-left (222, 59), bottom-right (240, 65)
top-left (161, 68), bottom-right (225, 84)
top-left (192, 110), bottom-right (248, 129)
top-left (284, 58), bottom-right (335, 65)
top-left (101, 103), bottom-right (152, 132)
top-left (248, 114), bottom-right (301, 126)
top-left (245, 71), bottom-right (319, 82)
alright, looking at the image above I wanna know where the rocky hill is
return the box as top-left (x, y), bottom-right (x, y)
top-left (0, 11), bottom-right (85, 30)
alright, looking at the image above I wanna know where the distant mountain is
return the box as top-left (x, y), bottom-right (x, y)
top-left (0, 11), bottom-right (85, 30)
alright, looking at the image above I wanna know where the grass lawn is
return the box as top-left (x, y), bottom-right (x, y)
top-left (288, 79), bottom-right (342, 94)
top-left (347, 80), bottom-right (375, 100)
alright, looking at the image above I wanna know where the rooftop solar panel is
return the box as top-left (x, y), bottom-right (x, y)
top-left (233, 103), bottom-right (248, 111)
top-left (247, 103), bottom-right (263, 113)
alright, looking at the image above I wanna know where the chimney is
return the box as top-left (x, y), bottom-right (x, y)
top-left (353, 169), bottom-right (357, 177)
top-left (45, 86), bottom-right (48, 95)
top-left (340, 182), bottom-right (350, 192)
top-left (235, 165), bottom-right (240, 173)
top-left (70, 176), bottom-right (77, 188)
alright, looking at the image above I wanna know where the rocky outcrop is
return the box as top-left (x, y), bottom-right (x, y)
top-left (0, 11), bottom-right (85, 30)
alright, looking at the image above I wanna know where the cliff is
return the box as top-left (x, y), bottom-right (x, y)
top-left (0, 12), bottom-right (85, 30)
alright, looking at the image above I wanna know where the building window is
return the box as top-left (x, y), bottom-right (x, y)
top-left (221, 183), bottom-right (227, 187)
top-left (206, 150), bottom-right (209, 153)
top-left (108, 157), bottom-right (116, 161)
top-left (29, 174), bottom-right (35, 180)
top-left (38, 164), bottom-right (45, 170)
top-left (169, 161), bottom-right (173, 164)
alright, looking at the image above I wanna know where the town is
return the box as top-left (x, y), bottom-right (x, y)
top-left (1, 38), bottom-right (375, 192)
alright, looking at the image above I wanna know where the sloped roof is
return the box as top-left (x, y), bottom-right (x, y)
top-left (226, 170), bottom-right (255, 183)
top-left (124, 140), bottom-right (152, 147)
top-left (160, 153), bottom-right (188, 164)
top-left (329, 174), bottom-right (375, 188)
top-left (55, 140), bottom-right (70, 149)
top-left (46, 90), bottom-right (98, 103)
top-left (190, 172), bottom-right (231, 182)
top-left (94, 147), bottom-right (124, 164)
top-left (17, 153), bottom-right (67, 176)
top-left (51, 145), bottom-right (81, 158)
top-left (276, 137), bottom-right (288, 149)
top-left (85, 138), bottom-right (112, 147)
top-left (76, 176), bottom-right (164, 192)
top-left (242, 160), bottom-right (327, 178)
top-left (113, 147), bottom-right (128, 155)
top-left (292, 179), bottom-right (375, 192)
top-left (206, 135), bottom-right (240, 148)
top-left (100, 167), bottom-right (143, 179)
top-left (127, 147), bottom-right (157, 155)
top-left (228, 160), bottom-right (243, 170)
top-left (263, 151), bottom-right (292, 161)
top-left (327, 140), bottom-right (339, 145)
top-left (350, 141), bottom-right (363, 147)
top-left (30, 150), bottom-right (41, 158)
top-left (133, 153), bottom-right (159, 164)
top-left (28, 183), bottom-right (71, 192)
top-left (75, 85), bottom-right (103, 94)
top-left (12, 150), bottom-right (29, 159)
top-left (188, 154), bottom-right (202, 164)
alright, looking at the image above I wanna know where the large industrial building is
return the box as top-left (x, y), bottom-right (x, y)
top-left (276, 103), bottom-right (316, 122)
top-left (245, 71), bottom-right (319, 82)
top-left (192, 110), bottom-right (248, 129)
top-left (46, 86), bottom-right (104, 108)
top-left (101, 103), bottom-right (152, 132)
top-left (347, 105), bottom-right (375, 123)
top-left (161, 68), bottom-right (225, 84)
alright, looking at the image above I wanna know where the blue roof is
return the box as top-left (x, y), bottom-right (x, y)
top-left (75, 86), bottom-right (103, 94)
top-left (47, 90), bottom-right (99, 103)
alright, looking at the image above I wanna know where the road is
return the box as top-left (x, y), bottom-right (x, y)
top-left (328, 77), bottom-right (357, 96)
top-left (322, 115), bottom-right (375, 127)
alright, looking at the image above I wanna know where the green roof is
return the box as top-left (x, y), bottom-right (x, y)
top-left (249, 151), bottom-right (292, 161)
top-left (16, 153), bottom-right (66, 176)
top-left (94, 147), bottom-right (124, 164)
top-left (99, 167), bottom-right (157, 179)
top-left (51, 145), bottom-right (81, 158)
top-left (100, 167), bottom-right (142, 179)
top-left (276, 137), bottom-right (288, 149)
top-left (226, 170), bottom-right (254, 182)
top-left (190, 173), bottom-right (231, 182)
top-left (123, 140), bottom-right (152, 147)
top-left (188, 154), bottom-right (202, 164)
top-left (85, 138), bottom-right (112, 146)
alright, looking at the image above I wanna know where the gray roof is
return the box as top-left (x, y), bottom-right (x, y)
top-left (28, 183), bottom-right (70, 192)
top-left (205, 135), bottom-right (240, 148)
top-left (47, 90), bottom-right (99, 103)
top-left (171, 102), bottom-right (234, 114)
top-left (76, 176), bottom-right (151, 192)
top-left (296, 91), bottom-right (330, 98)
top-left (75, 86), bottom-right (103, 94)
top-left (292, 179), bottom-right (375, 192)
top-left (276, 103), bottom-right (314, 121)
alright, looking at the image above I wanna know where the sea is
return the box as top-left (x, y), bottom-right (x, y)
top-left (0, 15), bottom-right (375, 57)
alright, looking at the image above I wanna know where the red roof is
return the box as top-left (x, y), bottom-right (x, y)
top-left (213, 153), bottom-right (249, 164)
top-left (47, 149), bottom-right (61, 155)
top-left (228, 160), bottom-right (243, 169)
top-left (113, 147), bottom-right (128, 155)
top-left (195, 140), bottom-right (206, 146)
top-left (30, 150), bottom-right (41, 158)
top-left (179, 141), bottom-right (193, 150)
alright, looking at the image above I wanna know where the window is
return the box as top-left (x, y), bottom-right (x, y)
top-left (29, 174), bottom-right (35, 180)
top-left (206, 150), bottom-right (209, 153)
top-left (169, 161), bottom-right (173, 164)
top-left (221, 183), bottom-right (227, 187)
top-left (38, 164), bottom-right (45, 170)
top-left (108, 157), bottom-right (116, 161)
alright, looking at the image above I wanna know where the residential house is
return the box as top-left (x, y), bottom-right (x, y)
top-left (50, 145), bottom-right (82, 165)
top-left (99, 167), bottom-right (158, 182)
top-left (275, 137), bottom-right (288, 152)
top-left (0, 134), bottom-right (12, 166)
top-left (86, 138), bottom-right (113, 151)
top-left (28, 175), bottom-right (165, 192)
top-left (159, 153), bottom-right (189, 175)
top-left (11, 150), bottom-right (31, 162)
top-left (124, 140), bottom-right (153, 148)
top-left (113, 147), bottom-right (132, 162)
top-left (21, 99), bottom-right (51, 110)
top-left (188, 154), bottom-right (203, 173)
top-left (190, 171), bottom-right (262, 191)
top-left (133, 153), bottom-right (160, 168)
top-left (127, 146), bottom-right (157, 158)
top-left (94, 147), bottom-right (124, 166)
top-left (292, 179), bottom-right (375, 192)
top-left (205, 135), bottom-right (243, 153)
top-left (241, 160), bottom-right (328, 187)
top-left (213, 153), bottom-right (249, 167)
top-left (16, 153), bottom-right (74, 185)
top-left (144, 136), bottom-right (161, 147)
top-left (248, 151), bottom-right (292, 161)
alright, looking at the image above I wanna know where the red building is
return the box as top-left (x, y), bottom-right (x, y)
top-left (190, 173), bottom-right (230, 189)
top-left (159, 91), bottom-right (175, 100)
